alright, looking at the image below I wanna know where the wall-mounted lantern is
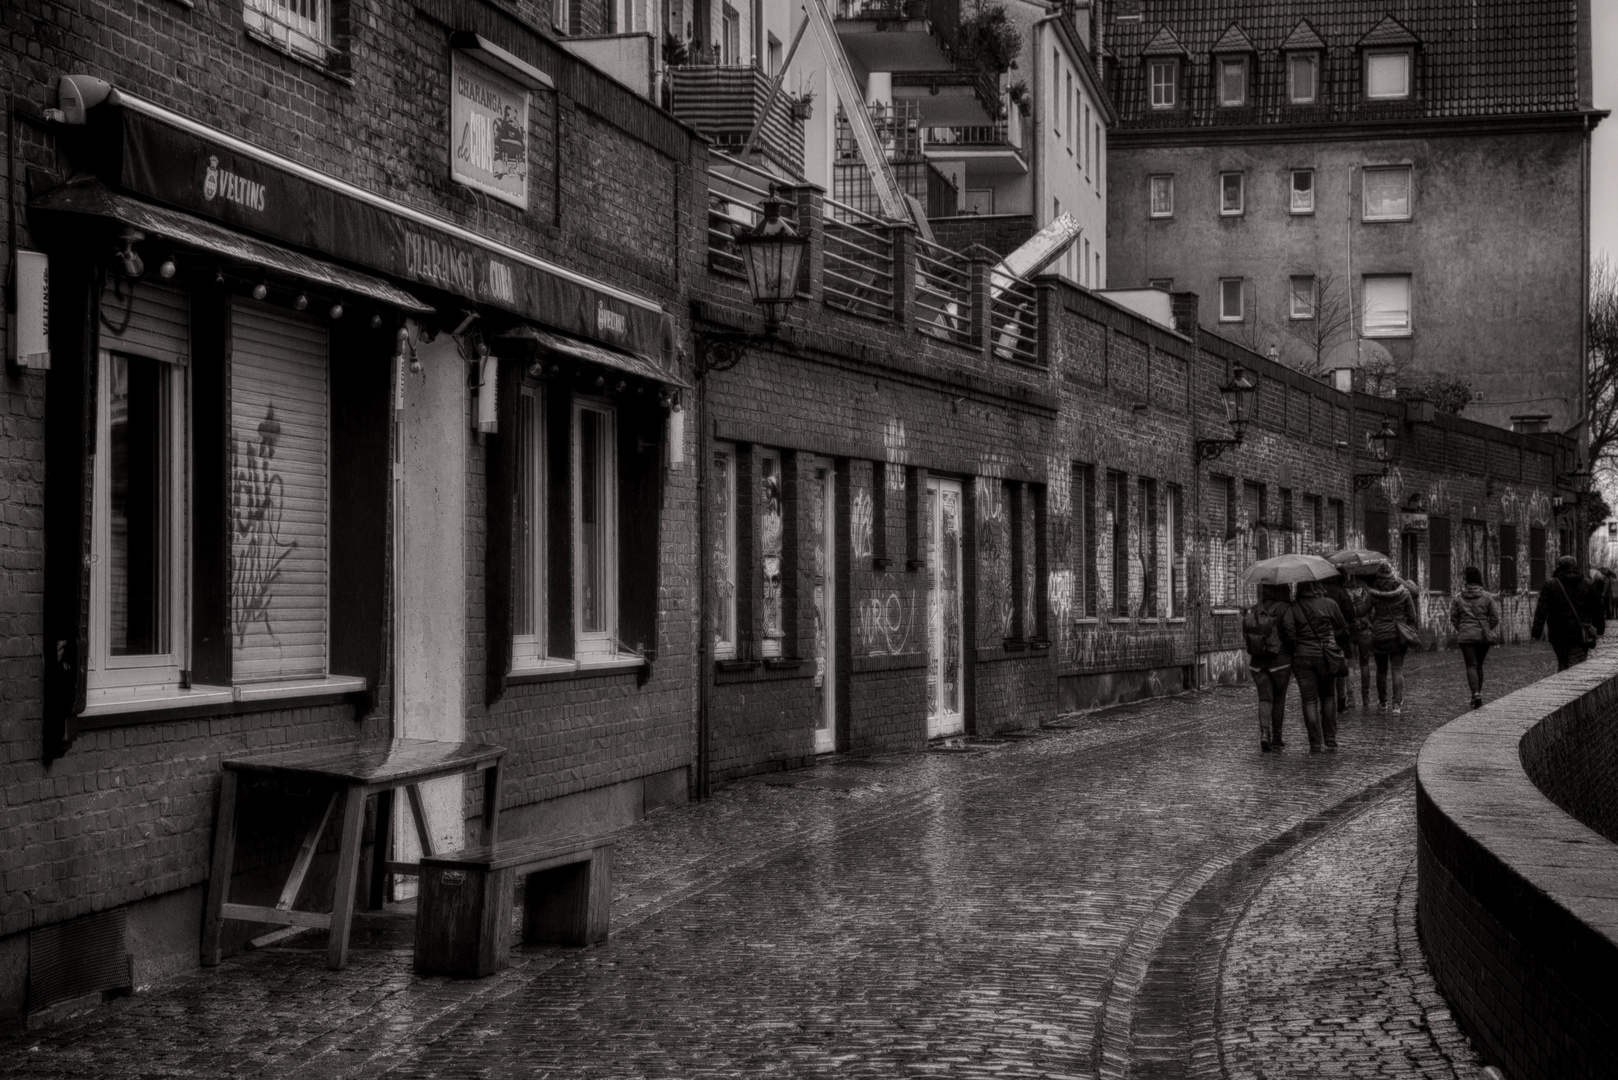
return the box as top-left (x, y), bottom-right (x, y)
top-left (735, 196), bottom-right (807, 333)
top-left (1354, 417), bottom-right (1398, 491)
top-left (1196, 364), bottom-right (1257, 463)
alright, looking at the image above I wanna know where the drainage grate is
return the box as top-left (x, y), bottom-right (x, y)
top-left (27, 907), bottom-right (132, 1015)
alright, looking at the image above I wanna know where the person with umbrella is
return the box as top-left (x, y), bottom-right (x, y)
top-left (1241, 554), bottom-right (1335, 752)
top-left (1328, 549), bottom-right (1388, 710)
top-left (1279, 570), bottom-right (1351, 752)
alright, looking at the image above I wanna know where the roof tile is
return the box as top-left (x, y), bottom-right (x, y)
top-left (1210, 23), bottom-right (1257, 54)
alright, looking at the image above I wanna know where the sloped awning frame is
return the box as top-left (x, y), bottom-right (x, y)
top-left (492, 323), bottom-right (691, 390)
top-left (29, 178), bottom-right (435, 315)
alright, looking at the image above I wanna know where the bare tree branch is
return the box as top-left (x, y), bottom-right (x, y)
top-left (1282, 268), bottom-right (1353, 380)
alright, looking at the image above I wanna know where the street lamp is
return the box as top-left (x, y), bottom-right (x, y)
top-left (1196, 364), bottom-right (1258, 462)
top-left (1353, 417), bottom-right (1398, 491)
top-left (736, 197), bottom-right (807, 331)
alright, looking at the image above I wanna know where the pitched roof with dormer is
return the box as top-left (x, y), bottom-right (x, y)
top-left (1103, 1), bottom-right (1594, 128)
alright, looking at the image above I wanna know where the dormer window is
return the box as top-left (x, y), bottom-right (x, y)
top-left (1287, 53), bottom-right (1318, 103)
top-left (1365, 49), bottom-right (1412, 99)
top-left (1218, 57), bottom-right (1247, 106)
top-left (1149, 59), bottom-right (1178, 108)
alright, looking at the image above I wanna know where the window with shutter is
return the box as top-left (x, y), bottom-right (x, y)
top-left (1362, 275), bottom-right (1411, 336)
top-left (1499, 523), bottom-right (1518, 592)
top-left (513, 385), bottom-right (549, 665)
top-left (574, 399), bottom-right (617, 659)
top-left (229, 301), bottom-right (329, 683)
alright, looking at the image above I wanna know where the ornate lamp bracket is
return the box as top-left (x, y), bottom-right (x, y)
top-left (1195, 437), bottom-right (1241, 463)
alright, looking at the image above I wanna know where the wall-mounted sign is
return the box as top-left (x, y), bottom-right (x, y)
top-left (1401, 512), bottom-right (1429, 532)
top-left (9, 251), bottom-right (50, 369)
top-left (451, 52), bottom-right (529, 209)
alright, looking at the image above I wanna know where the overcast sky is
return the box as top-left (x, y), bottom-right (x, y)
top-left (1594, 2), bottom-right (1615, 265)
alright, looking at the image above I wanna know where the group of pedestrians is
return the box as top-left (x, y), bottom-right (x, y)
top-left (1245, 550), bottom-right (1612, 756)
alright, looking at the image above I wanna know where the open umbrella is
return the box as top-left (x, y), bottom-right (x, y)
top-left (1241, 553), bottom-right (1339, 585)
top-left (1327, 548), bottom-right (1391, 574)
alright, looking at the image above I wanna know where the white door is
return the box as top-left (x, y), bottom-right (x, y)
top-left (811, 458), bottom-right (837, 754)
top-left (928, 477), bottom-right (966, 738)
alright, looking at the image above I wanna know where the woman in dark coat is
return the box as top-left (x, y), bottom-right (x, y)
top-left (1244, 583), bottom-right (1294, 752)
top-left (1367, 562), bottom-right (1419, 714)
top-left (1532, 555), bottom-right (1607, 670)
top-left (1321, 573), bottom-right (1357, 712)
top-left (1280, 580), bottom-right (1350, 752)
top-left (1341, 572), bottom-right (1375, 709)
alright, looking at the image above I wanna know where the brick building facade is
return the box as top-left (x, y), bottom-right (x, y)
top-left (0, 0), bottom-right (1581, 1029)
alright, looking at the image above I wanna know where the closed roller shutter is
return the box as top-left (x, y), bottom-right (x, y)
top-left (101, 280), bottom-right (189, 365)
top-left (230, 300), bottom-right (328, 682)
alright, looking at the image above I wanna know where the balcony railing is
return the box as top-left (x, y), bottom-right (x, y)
top-left (988, 267), bottom-right (1040, 365)
top-left (669, 65), bottom-right (807, 176)
top-left (707, 152), bottom-right (799, 279)
top-left (925, 122), bottom-right (1010, 147)
top-left (914, 238), bottom-right (973, 348)
top-left (823, 196), bottom-right (896, 322)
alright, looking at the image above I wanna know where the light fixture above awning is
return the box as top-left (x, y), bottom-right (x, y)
top-left (30, 178), bottom-right (435, 315)
top-left (493, 323), bottom-right (690, 389)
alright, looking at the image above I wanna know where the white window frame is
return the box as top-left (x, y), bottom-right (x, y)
top-left (1219, 278), bottom-right (1244, 322)
top-left (90, 349), bottom-right (189, 692)
top-left (1290, 168), bottom-right (1314, 214)
top-left (1362, 165), bottom-right (1413, 222)
top-left (1287, 52), bottom-right (1318, 103)
top-left (243, 0), bottom-right (332, 60)
top-left (1218, 56), bottom-right (1247, 106)
top-left (1365, 49), bottom-right (1412, 100)
top-left (512, 384), bottom-right (552, 669)
top-left (721, 3), bottom-right (741, 65)
top-left (1149, 174), bottom-right (1174, 218)
top-left (1220, 171), bottom-right (1244, 215)
top-left (711, 442), bottom-right (738, 660)
top-left (572, 398), bottom-right (619, 660)
top-left (1067, 74), bottom-right (1075, 151)
top-left (1362, 274), bottom-right (1413, 337)
top-left (1149, 59), bottom-right (1178, 109)
top-left (1290, 275), bottom-right (1316, 320)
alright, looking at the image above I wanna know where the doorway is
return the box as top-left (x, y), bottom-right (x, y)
top-left (927, 476), bottom-right (965, 738)
top-left (811, 457), bottom-right (837, 754)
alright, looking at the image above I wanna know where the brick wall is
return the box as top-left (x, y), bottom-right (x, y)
top-left (1417, 656), bottom-right (1618, 1080)
top-left (928, 215), bottom-right (1037, 260)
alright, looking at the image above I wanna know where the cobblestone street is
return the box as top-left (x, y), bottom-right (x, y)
top-left (3, 647), bottom-right (1556, 1079)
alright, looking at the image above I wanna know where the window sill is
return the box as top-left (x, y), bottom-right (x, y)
top-left (1212, 607), bottom-right (1241, 616)
top-left (1073, 617), bottom-right (1100, 626)
top-left (1166, 617), bottom-right (1188, 624)
top-left (243, 25), bottom-right (355, 87)
top-left (508, 655), bottom-right (647, 685)
top-left (1363, 330), bottom-right (1413, 339)
top-left (78, 676), bottom-right (369, 728)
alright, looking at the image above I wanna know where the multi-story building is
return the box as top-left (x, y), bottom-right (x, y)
top-left (1102, 1), bottom-right (1604, 434)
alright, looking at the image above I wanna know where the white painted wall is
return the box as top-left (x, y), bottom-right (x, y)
top-left (392, 330), bottom-right (469, 884)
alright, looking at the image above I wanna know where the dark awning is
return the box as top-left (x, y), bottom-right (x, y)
top-left (493, 323), bottom-right (690, 389)
top-left (31, 178), bottom-right (435, 315)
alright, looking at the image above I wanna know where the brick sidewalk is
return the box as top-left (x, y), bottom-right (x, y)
top-left (2, 646), bottom-right (1558, 1079)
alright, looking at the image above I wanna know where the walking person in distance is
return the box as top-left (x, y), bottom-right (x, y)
top-left (1243, 583), bottom-right (1293, 752)
top-left (1321, 572), bottom-right (1357, 713)
top-left (1280, 580), bottom-right (1351, 752)
top-left (1341, 571), bottom-right (1375, 709)
top-left (1449, 566), bottom-right (1500, 709)
top-left (1367, 562), bottom-right (1419, 714)
top-left (1532, 554), bottom-right (1606, 670)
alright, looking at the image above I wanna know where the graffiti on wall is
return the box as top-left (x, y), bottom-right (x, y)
top-left (978, 478), bottom-right (1012, 640)
top-left (232, 405), bottom-right (296, 645)
top-left (851, 483), bottom-right (874, 561)
top-left (857, 576), bottom-right (920, 656)
top-left (761, 452), bottom-right (785, 654)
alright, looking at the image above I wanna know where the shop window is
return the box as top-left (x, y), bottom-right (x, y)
top-left (513, 386), bottom-right (550, 665)
top-left (758, 449), bottom-right (785, 657)
top-left (1290, 275), bottom-right (1316, 320)
top-left (1220, 278), bottom-right (1244, 322)
top-left (1288, 53), bottom-right (1317, 103)
top-left (1032, 485), bottom-right (1049, 640)
top-left (1291, 169), bottom-right (1314, 214)
top-left (1220, 172), bottom-right (1244, 215)
top-left (1218, 57), bottom-right (1247, 106)
top-left (244, 0), bottom-right (333, 60)
top-left (1401, 531), bottom-right (1420, 584)
top-left (1500, 523), bottom-right (1518, 592)
top-left (1362, 274), bottom-right (1412, 336)
top-left (1166, 483), bottom-right (1183, 617)
top-left (1363, 166), bottom-right (1413, 221)
top-left (1462, 519), bottom-right (1488, 588)
top-left (573, 400), bottom-right (618, 660)
top-left (1365, 50), bottom-right (1411, 100)
top-left (1149, 59), bottom-right (1178, 109)
top-left (1107, 471), bottom-right (1129, 616)
top-left (1149, 174), bottom-right (1174, 218)
top-left (1529, 525), bottom-right (1547, 589)
top-left (1138, 477), bottom-right (1158, 617)
top-left (1073, 462), bottom-right (1096, 618)
top-left (711, 442), bottom-right (739, 660)
top-left (1365, 507), bottom-right (1390, 563)
top-left (1007, 482), bottom-right (1026, 641)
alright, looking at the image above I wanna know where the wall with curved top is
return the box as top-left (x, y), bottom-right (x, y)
top-left (1416, 654), bottom-right (1618, 1080)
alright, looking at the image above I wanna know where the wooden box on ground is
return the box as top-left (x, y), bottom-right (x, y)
top-left (414, 834), bottom-right (613, 978)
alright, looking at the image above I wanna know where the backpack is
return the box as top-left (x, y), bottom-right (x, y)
top-left (1242, 604), bottom-right (1283, 658)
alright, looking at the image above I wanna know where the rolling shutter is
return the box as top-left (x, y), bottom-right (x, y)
top-left (100, 280), bottom-right (189, 365)
top-left (229, 301), bottom-right (328, 683)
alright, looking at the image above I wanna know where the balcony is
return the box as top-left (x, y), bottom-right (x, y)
top-left (891, 66), bottom-right (1000, 126)
top-left (668, 65), bottom-right (807, 177)
top-left (834, 0), bottom-right (959, 73)
top-left (923, 120), bottom-right (1026, 175)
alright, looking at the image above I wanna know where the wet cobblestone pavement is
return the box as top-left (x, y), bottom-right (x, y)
top-left (3, 647), bottom-right (1556, 1079)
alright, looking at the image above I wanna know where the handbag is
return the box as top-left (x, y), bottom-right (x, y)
top-left (1552, 577), bottom-right (1598, 648)
top-left (1308, 603), bottom-right (1350, 675)
top-left (1396, 621), bottom-right (1422, 649)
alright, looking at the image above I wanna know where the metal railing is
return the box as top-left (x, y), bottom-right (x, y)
top-left (988, 267), bottom-right (1040, 365)
top-left (924, 122), bottom-right (1010, 146)
top-left (707, 152), bottom-right (794, 279)
top-left (822, 195), bottom-right (895, 322)
top-left (914, 238), bottom-right (973, 347)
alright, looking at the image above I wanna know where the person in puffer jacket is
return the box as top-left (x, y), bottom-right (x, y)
top-left (1280, 580), bottom-right (1351, 752)
top-left (1449, 566), bottom-right (1501, 709)
top-left (1367, 562), bottom-right (1419, 713)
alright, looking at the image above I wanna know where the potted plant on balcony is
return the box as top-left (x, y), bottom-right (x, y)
top-left (790, 88), bottom-right (815, 120)
top-left (956, 0), bottom-right (1021, 75)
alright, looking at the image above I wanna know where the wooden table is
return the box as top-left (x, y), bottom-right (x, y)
top-left (201, 738), bottom-right (506, 971)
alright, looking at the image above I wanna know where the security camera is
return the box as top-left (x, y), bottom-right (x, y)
top-left (55, 74), bottom-right (113, 124)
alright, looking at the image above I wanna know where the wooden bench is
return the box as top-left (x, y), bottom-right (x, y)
top-left (414, 833), bottom-right (613, 978)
